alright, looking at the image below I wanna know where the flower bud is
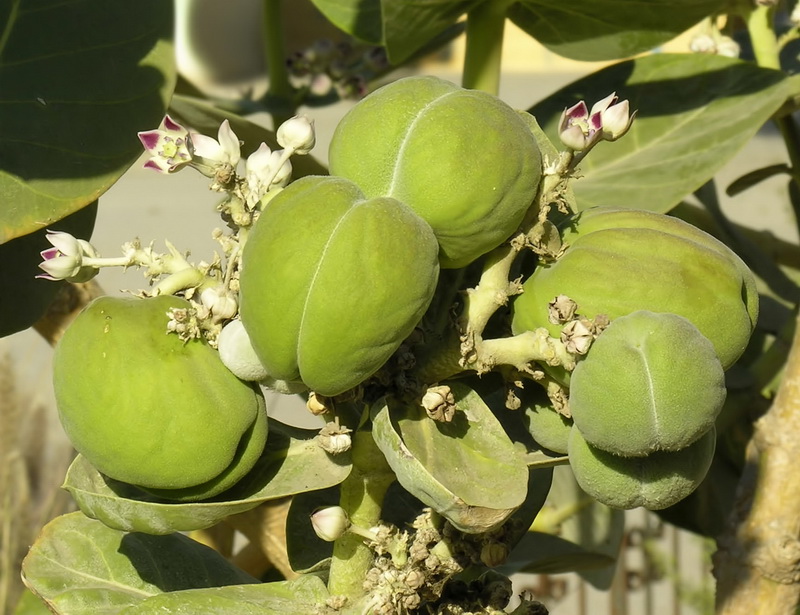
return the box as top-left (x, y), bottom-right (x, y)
top-left (37, 230), bottom-right (99, 282)
top-left (277, 115), bottom-right (316, 154)
top-left (199, 287), bottom-right (239, 321)
top-left (311, 506), bottom-right (350, 541)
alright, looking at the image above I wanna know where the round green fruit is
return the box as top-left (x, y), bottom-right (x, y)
top-left (53, 295), bottom-right (267, 498)
top-left (521, 388), bottom-right (572, 455)
top-left (568, 426), bottom-right (716, 510)
top-left (328, 76), bottom-right (542, 268)
top-left (239, 175), bottom-right (440, 396)
top-left (511, 207), bottom-right (758, 370)
top-left (568, 311), bottom-right (726, 457)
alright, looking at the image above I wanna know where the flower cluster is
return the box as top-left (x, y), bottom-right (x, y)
top-left (137, 114), bottom-right (315, 213)
top-left (558, 92), bottom-right (635, 152)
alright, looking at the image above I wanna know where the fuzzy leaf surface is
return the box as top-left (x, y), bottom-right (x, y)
top-left (0, 0), bottom-right (175, 243)
top-left (372, 382), bottom-right (528, 533)
top-left (530, 54), bottom-right (790, 213)
top-left (63, 421), bottom-right (351, 535)
top-left (509, 0), bottom-right (725, 61)
top-left (21, 512), bottom-right (257, 615)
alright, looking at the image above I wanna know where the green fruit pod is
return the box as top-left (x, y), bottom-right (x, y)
top-left (568, 426), bottom-right (716, 511)
top-left (328, 76), bottom-right (543, 269)
top-left (569, 311), bottom-right (726, 457)
top-left (511, 207), bottom-right (758, 369)
top-left (520, 388), bottom-right (572, 455)
top-left (239, 175), bottom-right (440, 396)
top-left (53, 295), bottom-right (267, 498)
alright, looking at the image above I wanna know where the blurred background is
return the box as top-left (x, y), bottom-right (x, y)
top-left (2, 2), bottom-right (793, 613)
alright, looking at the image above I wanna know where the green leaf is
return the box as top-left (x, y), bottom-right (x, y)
top-left (63, 421), bottom-right (351, 535)
top-left (167, 95), bottom-right (328, 178)
top-left (21, 512), bottom-right (257, 615)
top-left (0, 203), bottom-right (96, 338)
top-left (508, 0), bottom-right (725, 61)
top-left (726, 163), bottom-right (790, 196)
top-left (309, 0), bottom-right (478, 63)
top-left (0, 0), bottom-right (175, 244)
top-left (530, 54), bottom-right (791, 213)
top-left (372, 382), bottom-right (529, 533)
top-left (286, 487), bottom-right (339, 574)
top-left (118, 576), bottom-right (329, 615)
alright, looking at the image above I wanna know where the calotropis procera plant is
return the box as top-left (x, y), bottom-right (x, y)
top-left (7, 1), bottom-right (800, 614)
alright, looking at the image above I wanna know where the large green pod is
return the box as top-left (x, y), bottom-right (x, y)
top-left (569, 311), bottom-right (726, 457)
top-left (239, 175), bottom-right (440, 396)
top-left (328, 76), bottom-right (542, 269)
top-left (512, 207), bottom-right (758, 369)
top-left (53, 295), bottom-right (267, 496)
top-left (568, 427), bottom-right (716, 511)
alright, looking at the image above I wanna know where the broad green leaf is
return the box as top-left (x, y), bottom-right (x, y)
top-left (530, 54), bottom-right (791, 213)
top-left (0, 203), bottom-right (96, 338)
top-left (0, 0), bottom-right (175, 244)
top-left (372, 382), bottom-right (529, 533)
top-left (167, 95), bottom-right (328, 177)
top-left (285, 487), bottom-right (339, 574)
top-left (509, 0), bottom-right (725, 61)
top-left (13, 589), bottom-right (52, 615)
top-left (118, 576), bottom-right (329, 615)
top-left (310, 0), bottom-right (478, 63)
top-left (500, 466), bottom-right (624, 589)
top-left (21, 512), bottom-right (257, 615)
top-left (63, 421), bottom-right (351, 535)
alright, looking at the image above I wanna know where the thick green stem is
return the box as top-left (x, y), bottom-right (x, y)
top-left (262, 0), bottom-right (295, 126)
top-left (461, 1), bottom-right (511, 95)
top-left (327, 430), bottom-right (395, 600)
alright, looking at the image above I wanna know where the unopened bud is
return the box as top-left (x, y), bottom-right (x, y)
top-left (217, 319), bottom-right (269, 381)
top-left (311, 506), bottom-right (350, 541)
top-left (277, 115), bottom-right (316, 154)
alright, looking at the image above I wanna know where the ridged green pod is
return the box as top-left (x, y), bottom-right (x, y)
top-left (53, 295), bottom-right (267, 497)
top-left (568, 427), bottom-right (716, 511)
top-left (239, 175), bottom-right (440, 396)
top-left (512, 207), bottom-right (758, 369)
top-left (328, 76), bottom-right (542, 268)
top-left (569, 311), bottom-right (725, 457)
top-left (521, 388), bottom-right (572, 455)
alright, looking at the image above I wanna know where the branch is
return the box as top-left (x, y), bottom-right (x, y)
top-left (714, 310), bottom-right (800, 615)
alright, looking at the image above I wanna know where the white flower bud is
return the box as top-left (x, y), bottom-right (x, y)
top-left (277, 115), bottom-right (316, 154)
top-left (311, 506), bottom-right (350, 541)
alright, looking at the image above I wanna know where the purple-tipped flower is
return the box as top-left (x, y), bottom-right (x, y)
top-left (558, 101), bottom-right (603, 151)
top-left (138, 115), bottom-right (193, 173)
top-left (591, 92), bottom-right (636, 142)
top-left (37, 230), bottom-right (99, 282)
top-left (558, 93), bottom-right (636, 151)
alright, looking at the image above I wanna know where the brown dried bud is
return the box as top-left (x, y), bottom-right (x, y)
top-left (561, 318), bottom-right (594, 355)
top-left (548, 294), bottom-right (578, 324)
top-left (421, 385), bottom-right (456, 422)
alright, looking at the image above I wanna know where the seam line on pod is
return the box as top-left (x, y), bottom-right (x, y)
top-left (636, 342), bottom-right (661, 437)
top-left (386, 89), bottom-right (461, 196)
top-left (295, 200), bottom-right (363, 362)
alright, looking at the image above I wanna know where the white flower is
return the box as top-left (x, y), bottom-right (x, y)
top-left (245, 143), bottom-right (293, 207)
top-left (190, 120), bottom-right (242, 167)
top-left (310, 506), bottom-right (351, 542)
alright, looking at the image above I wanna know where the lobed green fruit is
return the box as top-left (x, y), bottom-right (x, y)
top-left (568, 311), bottom-right (725, 457)
top-left (53, 295), bottom-right (267, 500)
top-left (239, 175), bottom-right (440, 396)
top-left (511, 207), bottom-right (759, 370)
top-left (328, 76), bottom-right (543, 269)
top-left (568, 426), bottom-right (716, 511)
